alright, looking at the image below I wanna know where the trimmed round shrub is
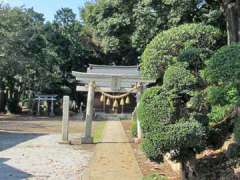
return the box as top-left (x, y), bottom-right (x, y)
top-left (204, 43), bottom-right (240, 85)
top-left (141, 23), bottom-right (222, 79)
top-left (142, 120), bottom-right (206, 160)
top-left (163, 63), bottom-right (196, 92)
top-left (137, 87), bottom-right (176, 133)
top-left (178, 47), bottom-right (211, 73)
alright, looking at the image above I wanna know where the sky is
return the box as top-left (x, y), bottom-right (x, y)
top-left (2, 0), bottom-right (88, 21)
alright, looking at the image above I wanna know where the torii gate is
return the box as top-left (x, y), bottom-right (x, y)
top-left (72, 64), bottom-right (155, 144)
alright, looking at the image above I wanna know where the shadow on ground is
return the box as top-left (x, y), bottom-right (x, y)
top-left (0, 132), bottom-right (44, 179)
top-left (0, 131), bottom-right (44, 152)
top-left (0, 158), bottom-right (32, 180)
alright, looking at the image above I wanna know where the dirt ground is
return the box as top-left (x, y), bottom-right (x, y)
top-left (121, 120), bottom-right (180, 180)
top-left (0, 114), bottom-right (91, 133)
top-left (0, 115), bottom-right (180, 180)
top-left (0, 114), bottom-right (101, 180)
top-left (83, 121), bottom-right (142, 180)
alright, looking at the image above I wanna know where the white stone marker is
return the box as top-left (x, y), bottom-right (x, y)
top-left (81, 81), bottom-right (95, 144)
top-left (62, 96), bottom-right (70, 143)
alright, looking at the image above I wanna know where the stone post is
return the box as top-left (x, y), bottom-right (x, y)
top-left (37, 97), bottom-right (40, 116)
top-left (81, 81), bottom-right (95, 144)
top-left (136, 83), bottom-right (143, 139)
top-left (50, 97), bottom-right (55, 116)
top-left (62, 96), bottom-right (70, 143)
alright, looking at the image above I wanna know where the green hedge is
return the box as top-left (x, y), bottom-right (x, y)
top-left (141, 23), bottom-right (222, 80)
top-left (204, 43), bottom-right (240, 85)
top-left (142, 120), bottom-right (206, 160)
top-left (137, 87), bottom-right (176, 133)
top-left (163, 63), bottom-right (196, 92)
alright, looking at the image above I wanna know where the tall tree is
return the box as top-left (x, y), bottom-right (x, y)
top-left (221, 0), bottom-right (240, 43)
top-left (0, 4), bottom-right (101, 113)
top-left (201, 0), bottom-right (240, 43)
top-left (81, 0), bottom-right (138, 65)
top-left (50, 8), bottom-right (102, 100)
top-left (0, 5), bottom-right (47, 112)
top-left (81, 0), bottom-right (224, 64)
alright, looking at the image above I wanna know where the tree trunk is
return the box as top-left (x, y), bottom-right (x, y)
top-left (238, 0), bottom-right (240, 41)
top-left (0, 90), bottom-right (6, 113)
top-left (180, 162), bottom-right (187, 180)
top-left (222, 0), bottom-right (240, 44)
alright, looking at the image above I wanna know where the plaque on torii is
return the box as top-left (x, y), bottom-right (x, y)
top-left (72, 64), bottom-right (155, 144)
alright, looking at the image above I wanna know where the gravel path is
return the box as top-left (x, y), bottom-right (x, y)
top-left (83, 121), bottom-right (142, 180)
top-left (0, 132), bottom-right (94, 180)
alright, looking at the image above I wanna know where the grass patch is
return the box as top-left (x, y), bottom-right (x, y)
top-left (93, 121), bottom-right (106, 143)
top-left (142, 174), bottom-right (168, 180)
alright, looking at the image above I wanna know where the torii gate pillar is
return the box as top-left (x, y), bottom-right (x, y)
top-left (81, 81), bottom-right (95, 144)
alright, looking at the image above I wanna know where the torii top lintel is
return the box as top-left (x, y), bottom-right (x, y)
top-left (72, 64), bottom-right (155, 93)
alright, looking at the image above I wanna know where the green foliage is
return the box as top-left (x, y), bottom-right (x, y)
top-left (187, 91), bottom-right (208, 112)
top-left (142, 174), bottom-right (167, 180)
top-left (208, 105), bottom-right (233, 125)
top-left (187, 91), bottom-right (209, 127)
top-left (178, 48), bottom-right (211, 74)
top-left (81, 0), bottom-right (137, 65)
top-left (141, 135), bottom-right (161, 160)
top-left (137, 87), bottom-right (176, 133)
top-left (141, 23), bottom-right (222, 79)
top-left (206, 86), bottom-right (227, 106)
top-left (189, 112), bottom-right (209, 127)
top-left (163, 63), bottom-right (196, 92)
top-left (225, 85), bottom-right (240, 105)
top-left (234, 117), bottom-right (240, 143)
top-left (206, 85), bottom-right (240, 106)
top-left (0, 5), bottom-right (47, 111)
top-left (142, 120), bottom-right (206, 160)
top-left (204, 43), bottom-right (240, 85)
top-left (54, 8), bottom-right (76, 27)
top-left (139, 61), bottom-right (207, 161)
top-left (81, 0), bottom-right (224, 64)
top-left (204, 44), bottom-right (240, 128)
top-left (132, 0), bottom-right (198, 53)
top-left (206, 84), bottom-right (240, 128)
top-left (0, 4), bottom-right (101, 113)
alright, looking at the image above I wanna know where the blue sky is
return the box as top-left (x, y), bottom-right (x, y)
top-left (2, 0), bottom-right (88, 21)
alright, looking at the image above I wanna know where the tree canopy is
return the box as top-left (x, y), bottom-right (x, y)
top-left (0, 4), bottom-right (102, 112)
top-left (81, 0), bottom-right (224, 65)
